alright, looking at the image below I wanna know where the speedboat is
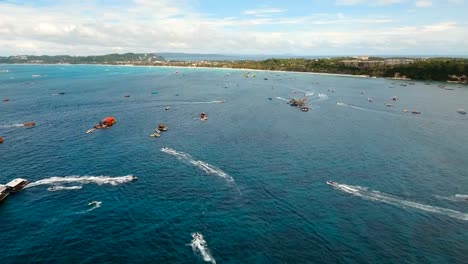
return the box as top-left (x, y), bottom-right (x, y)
top-left (131, 176), bottom-right (138, 180)
top-left (158, 124), bottom-right (168, 131)
top-left (456, 108), bottom-right (466, 114)
top-left (385, 103), bottom-right (393, 107)
top-left (367, 97), bottom-right (373, 102)
top-left (23, 122), bottom-right (36, 127)
top-left (411, 110), bottom-right (421, 114)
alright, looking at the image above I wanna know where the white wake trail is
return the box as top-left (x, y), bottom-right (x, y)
top-left (190, 233), bottom-right (216, 264)
top-left (26, 175), bottom-right (136, 188)
top-left (0, 124), bottom-right (26, 128)
top-left (435, 194), bottom-right (468, 203)
top-left (47, 185), bottom-right (83, 191)
top-left (330, 182), bottom-right (468, 221)
top-left (161, 147), bottom-right (234, 182)
top-left (275, 97), bottom-right (289, 102)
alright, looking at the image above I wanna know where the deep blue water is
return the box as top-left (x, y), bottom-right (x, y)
top-left (1, 64), bottom-right (467, 264)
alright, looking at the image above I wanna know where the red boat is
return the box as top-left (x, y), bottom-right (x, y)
top-left (23, 122), bottom-right (36, 127)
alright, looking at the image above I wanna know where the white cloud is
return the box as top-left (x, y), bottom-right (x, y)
top-left (0, 1), bottom-right (466, 55)
top-left (415, 0), bottom-right (432, 7)
top-left (242, 8), bottom-right (286, 16)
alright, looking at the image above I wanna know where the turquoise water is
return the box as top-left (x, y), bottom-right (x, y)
top-left (1, 64), bottom-right (467, 263)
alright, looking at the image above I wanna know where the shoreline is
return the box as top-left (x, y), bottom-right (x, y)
top-left (0, 63), bottom-right (373, 79)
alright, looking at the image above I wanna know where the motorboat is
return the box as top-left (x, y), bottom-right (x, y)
top-left (124, 95), bottom-right (130, 98)
top-left (367, 97), bottom-right (373, 102)
top-left (402, 109), bottom-right (409, 113)
top-left (301, 106), bottom-right (309, 112)
top-left (165, 106), bottom-right (170, 111)
top-left (392, 96), bottom-right (399, 101)
top-left (385, 103), bottom-right (393, 107)
top-left (131, 176), bottom-right (138, 180)
top-left (158, 124), bottom-right (168, 131)
top-left (456, 108), bottom-right (467, 114)
top-left (23, 122), bottom-right (36, 127)
top-left (0, 137), bottom-right (3, 144)
top-left (411, 110), bottom-right (421, 114)
top-left (3, 98), bottom-right (10, 102)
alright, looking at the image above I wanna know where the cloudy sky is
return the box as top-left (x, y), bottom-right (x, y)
top-left (0, 0), bottom-right (467, 56)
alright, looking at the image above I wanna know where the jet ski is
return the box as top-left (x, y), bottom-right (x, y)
top-left (47, 186), bottom-right (58, 191)
top-left (326, 180), bottom-right (336, 186)
top-left (88, 201), bottom-right (100, 206)
top-left (131, 176), bottom-right (138, 180)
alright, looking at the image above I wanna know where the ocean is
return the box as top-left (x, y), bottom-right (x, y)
top-left (1, 64), bottom-right (467, 264)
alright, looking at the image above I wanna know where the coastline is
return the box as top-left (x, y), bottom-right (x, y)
top-left (0, 63), bottom-right (373, 79)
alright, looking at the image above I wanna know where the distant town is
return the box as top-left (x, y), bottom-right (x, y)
top-left (0, 53), bottom-right (466, 83)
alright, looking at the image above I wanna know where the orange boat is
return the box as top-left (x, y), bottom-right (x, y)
top-left (0, 137), bottom-right (3, 144)
top-left (23, 122), bottom-right (36, 127)
top-left (101, 116), bottom-right (116, 126)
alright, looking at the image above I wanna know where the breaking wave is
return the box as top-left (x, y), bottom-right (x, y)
top-left (317, 93), bottom-right (328, 100)
top-left (26, 175), bottom-right (136, 188)
top-left (330, 182), bottom-right (468, 221)
top-left (435, 194), bottom-right (468, 203)
top-left (47, 185), bottom-right (83, 191)
top-left (190, 233), bottom-right (216, 264)
top-left (161, 147), bottom-right (234, 182)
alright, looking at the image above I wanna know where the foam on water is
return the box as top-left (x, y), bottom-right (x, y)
top-left (47, 185), bottom-right (83, 192)
top-left (330, 182), bottom-right (468, 221)
top-left (26, 175), bottom-right (136, 188)
top-left (435, 194), bottom-right (468, 202)
top-left (190, 233), bottom-right (216, 264)
top-left (161, 147), bottom-right (234, 182)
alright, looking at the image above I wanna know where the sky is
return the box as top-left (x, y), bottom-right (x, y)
top-left (0, 0), bottom-right (467, 56)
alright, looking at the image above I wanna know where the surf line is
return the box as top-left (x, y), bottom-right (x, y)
top-left (26, 175), bottom-right (137, 188)
top-left (161, 147), bottom-right (234, 183)
top-left (328, 182), bottom-right (468, 221)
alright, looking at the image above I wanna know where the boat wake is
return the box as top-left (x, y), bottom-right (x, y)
top-left (329, 182), bottom-right (468, 221)
top-left (190, 233), bottom-right (216, 264)
top-left (47, 185), bottom-right (83, 191)
top-left (26, 175), bottom-right (136, 188)
top-left (275, 96), bottom-right (289, 102)
top-left (161, 147), bottom-right (234, 182)
top-left (86, 201), bottom-right (102, 212)
top-left (435, 194), bottom-right (468, 203)
top-left (0, 124), bottom-right (27, 128)
top-left (336, 102), bottom-right (368, 111)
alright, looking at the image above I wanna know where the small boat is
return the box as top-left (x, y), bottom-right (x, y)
top-left (444, 88), bottom-right (454, 91)
top-left (411, 110), bottom-right (421, 114)
top-left (367, 97), bottom-right (373, 102)
top-left (5, 178), bottom-right (29, 192)
top-left (392, 96), bottom-right (399, 101)
top-left (152, 91), bottom-right (159, 94)
top-left (88, 201), bottom-right (100, 206)
top-left (124, 95), bottom-right (130, 98)
top-left (158, 124), bottom-right (168, 131)
top-left (268, 97), bottom-right (273, 100)
top-left (326, 180), bottom-right (336, 186)
top-left (402, 109), bottom-right (409, 113)
top-left (3, 98), bottom-right (10, 102)
top-left (200, 112), bottom-right (208, 121)
top-left (0, 137), bottom-right (3, 144)
top-left (150, 133), bottom-right (161, 138)
top-left (301, 106), bottom-right (309, 112)
top-left (165, 106), bottom-right (170, 111)
top-left (385, 103), bottom-right (393, 107)
top-left (264, 78), bottom-right (268, 80)
top-left (131, 176), bottom-right (138, 180)
top-left (47, 186), bottom-right (58, 191)
top-left (23, 122), bottom-right (36, 127)
top-left (456, 108), bottom-right (466, 114)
